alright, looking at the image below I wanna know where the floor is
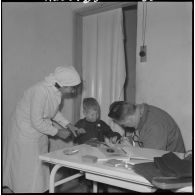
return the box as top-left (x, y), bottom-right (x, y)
top-left (3, 181), bottom-right (129, 193)
top-left (55, 179), bottom-right (129, 193)
top-left (3, 168), bottom-right (130, 193)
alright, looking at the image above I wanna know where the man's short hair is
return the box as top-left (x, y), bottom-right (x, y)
top-left (108, 101), bottom-right (136, 122)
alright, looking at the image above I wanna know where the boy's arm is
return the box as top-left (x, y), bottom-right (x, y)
top-left (101, 121), bottom-right (121, 141)
top-left (73, 119), bottom-right (86, 144)
top-left (74, 119), bottom-right (83, 128)
top-left (74, 119), bottom-right (86, 133)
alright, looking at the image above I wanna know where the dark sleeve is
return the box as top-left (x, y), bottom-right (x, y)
top-left (73, 119), bottom-right (84, 144)
top-left (74, 119), bottom-right (84, 128)
top-left (100, 121), bottom-right (121, 140)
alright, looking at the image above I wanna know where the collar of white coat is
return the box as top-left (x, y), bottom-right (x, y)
top-left (43, 80), bottom-right (62, 97)
top-left (52, 85), bottom-right (61, 97)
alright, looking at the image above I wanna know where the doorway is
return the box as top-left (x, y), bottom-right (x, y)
top-left (73, 3), bottom-right (137, 123)
top-left (123, 5), bottom-right (137, 103)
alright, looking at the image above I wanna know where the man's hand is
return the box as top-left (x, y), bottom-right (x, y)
top-left (109, 136), bottom-right (120, 144)
top-left (66, 123), bottom-right (86, 137)
top-left (56, 129), bottom-right (71, 140)
top-left (120, 136), bottom-right (134, 146)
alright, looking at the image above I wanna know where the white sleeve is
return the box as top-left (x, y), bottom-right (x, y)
top-left (53, 111), bottom-right (70, 128)
top-left (30, 85), bottom-right (58, 136)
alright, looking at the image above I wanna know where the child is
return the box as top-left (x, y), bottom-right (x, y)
top-left (74, 97), bottom-right (121, 145)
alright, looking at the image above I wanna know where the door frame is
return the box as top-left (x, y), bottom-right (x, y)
top-left (72, 2), bottom-right (137, 122)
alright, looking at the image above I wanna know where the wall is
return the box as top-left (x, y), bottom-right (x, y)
top-left (136, 2), bottom-right (192, 150)
top-left (2, 3), bottom-right (74, 142)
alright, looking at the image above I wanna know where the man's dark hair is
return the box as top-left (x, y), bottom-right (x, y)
top-left (108, 101), bottom-right (136, 122)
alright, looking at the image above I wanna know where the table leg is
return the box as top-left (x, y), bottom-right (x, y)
top-left (49, 164), bottom-right (63, 193)
top-left (93, 181), bottom-right (98, 193)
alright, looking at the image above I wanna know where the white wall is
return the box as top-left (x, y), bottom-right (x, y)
top-left (136, 2), bottom-right (192, 150)
top-left (2, 3), bottom-right (74, 142)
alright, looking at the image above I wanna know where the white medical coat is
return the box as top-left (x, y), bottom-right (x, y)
top-left (3, 81), bottom-right (70, 193)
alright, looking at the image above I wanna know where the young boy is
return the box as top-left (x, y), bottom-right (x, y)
top-left (74, 97), bottom-right (121, 145)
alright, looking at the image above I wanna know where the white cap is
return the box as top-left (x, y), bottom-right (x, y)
top-left (54, 66), bottom-right (81, 87)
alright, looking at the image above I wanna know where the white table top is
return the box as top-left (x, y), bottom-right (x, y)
top-left (39, 144), bottom-right (184, 188)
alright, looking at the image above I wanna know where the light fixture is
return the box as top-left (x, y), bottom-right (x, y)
top-left (139, 2), bottom-right (147, 62)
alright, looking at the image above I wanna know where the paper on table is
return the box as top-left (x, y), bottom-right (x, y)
top-left (113, 146), bottom-right (154, 162)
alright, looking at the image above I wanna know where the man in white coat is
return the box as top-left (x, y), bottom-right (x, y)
top-left (3, 66), bottom-right (85, 193)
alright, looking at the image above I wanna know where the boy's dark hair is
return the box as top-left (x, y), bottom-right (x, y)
top-left (83, 97), bottom-right (100, 113)
top-left (108, 101), bottom-right (136, 122)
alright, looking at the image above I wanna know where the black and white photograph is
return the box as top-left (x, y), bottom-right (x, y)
top-left (2, 1), bottom-right (193, 193)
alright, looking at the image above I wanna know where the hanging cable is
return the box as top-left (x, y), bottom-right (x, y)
top-left (139, 2), bottom-right (148, 60)
top-left (142, 2), bottom-right (147, 47)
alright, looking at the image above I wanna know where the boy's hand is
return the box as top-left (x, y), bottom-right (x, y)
top-left (110, 136), bottom-right (120, 144)
top-left (120, 136), bottom-right (134, 146)
top-left (104, 137), bottom-right (119, 148)
top-left (77, 128), bottom-right (86, 134)
top-left (104, 137), bottom-right (114, 148)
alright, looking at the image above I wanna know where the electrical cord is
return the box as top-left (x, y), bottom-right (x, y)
top-left (142, 2), bottom-right (147, 47)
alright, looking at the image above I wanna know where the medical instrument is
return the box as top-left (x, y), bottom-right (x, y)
top-left (121, 148), bottom-right (127, 154)
top-left (63, 149), bottom-right (79, 155)
top-left (129, 156), bottom-right (153, 161)
top-left (103, 159), bottom-right (134, 169)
